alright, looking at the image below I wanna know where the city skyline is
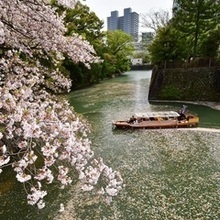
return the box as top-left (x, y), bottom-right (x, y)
top-left (84, 0), bottom-right (173, 31)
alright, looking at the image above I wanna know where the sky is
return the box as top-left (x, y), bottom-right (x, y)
top-left (83, 0), bottom-right (173, 31)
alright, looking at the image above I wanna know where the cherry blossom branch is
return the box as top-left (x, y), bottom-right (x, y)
top-left (0, 0), bottom-right (123, 210)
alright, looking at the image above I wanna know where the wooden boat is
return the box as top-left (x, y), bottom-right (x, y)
top-left (112, 111), bottom-right (199, 129)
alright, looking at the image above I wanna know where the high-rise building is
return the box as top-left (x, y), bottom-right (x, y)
top-left (107, 10), bottom-right (119, 30)
top-left (107, 8), bottom-right (139, 42)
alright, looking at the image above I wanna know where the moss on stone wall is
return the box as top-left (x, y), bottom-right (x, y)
top-left (148, 67), bottom-right (220, 101)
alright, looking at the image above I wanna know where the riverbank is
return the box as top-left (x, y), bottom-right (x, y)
top-left (195, 101), bottom-right (220, 110)
top-left (149, 100), bottom-right (220, 111)
top-left (148, 67), bottom-right (220, 102)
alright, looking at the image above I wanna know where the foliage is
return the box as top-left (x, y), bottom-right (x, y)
top-left (103, 30), bottom-right (135, 76)
top-left (172, 0), bottom-right (220, 58)
top-left (159, 85), bottom-right (183, 100)
top-left (64, 2), bottom-right (104, 43)
top-left (53, 1), bottom-right (106, 88)
top-left (148, 25), bottom-right (188, 64)
top-left (199, 27), bottom-right (220, 58)
top-left (133, 51), bottom-right (151, 64)
top-left (55, 2), bottom-right (135, 87)
top-left (52, 3), bottom-right (135, 88)
top-left (148, 0), bottom-right (220, 64)
top-left (0, 0), bottom-right (123, 210)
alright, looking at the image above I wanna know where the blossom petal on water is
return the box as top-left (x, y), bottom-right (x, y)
top-left (59, 203), bottom-right (65, 212)
top-left (81, 184), bottom-right (94, 191)
top-left (106, 187), bottom-right (118, 197)
top-left (105, 196), bottom-right (112, 204)
top-left (37, 200), bottom-right (45, 209)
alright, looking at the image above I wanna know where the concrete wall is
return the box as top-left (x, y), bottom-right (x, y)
top-left (148, 66), bottom-right (220, 102)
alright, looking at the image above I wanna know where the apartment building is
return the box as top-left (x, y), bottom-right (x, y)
top-left (107, 8), bottom-right (139, 42)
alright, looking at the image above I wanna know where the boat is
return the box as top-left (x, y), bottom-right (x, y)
top-left (112, 110), bottom-right (199, 129)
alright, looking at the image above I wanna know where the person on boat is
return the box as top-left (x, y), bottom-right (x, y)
top-left (178, 105), bottom-right (187, 121)
top-left (128, 115), bottom-right (136, 124)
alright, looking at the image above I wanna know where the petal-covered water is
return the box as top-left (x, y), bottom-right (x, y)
top-left (59, 70), bottom-right (220, 219)
top-left (1, 71), bottom-right (220, 219)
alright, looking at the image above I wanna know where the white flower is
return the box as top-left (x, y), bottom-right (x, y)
top-left (16, 172), bottom-right (31, 182)
top-left (18, 141), bottom-right (28, 149)
top-left (0, 21), bottom-right (5, 44)
top-left (97, 187), bottom-right (105, 195)
top-left (24, 151), bottom-right (38, 164)
top-left (27, 186), bottom-right (47, 206)
top-left (13, 159), bottom-right (28, 170)
top-left (57, 0), bottom-right (76, 8)
top-left (105, 187), bottom-right (118, 197)
top-left (34, 167), bottom-right (54, 184)
top-left (1, 145), bottom-right (7, 154)
top-left (78, 171), bottom-right (85, 180)
top-left (0, 0), bottom-right (122, 209)
top-left (0, 155), bottom-right (10, 166)
top-left (81, 184), bottom-right (94, 191)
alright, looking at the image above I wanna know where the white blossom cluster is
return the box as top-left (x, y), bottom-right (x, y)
top-left (0, 0), bottom-right (123, 209)
top-left (57, 0), bottom-right (76, 8)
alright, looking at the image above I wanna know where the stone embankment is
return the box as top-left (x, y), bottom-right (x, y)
top-left (148, 66), bottom-right (220, 106)
top-left (130, 64), bottom-right (152, 70)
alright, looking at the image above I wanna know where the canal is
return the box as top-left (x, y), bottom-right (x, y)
top-left (1, 70), bottom-right (220, 219)
top-left (64, 70), bottom-right (220, 219)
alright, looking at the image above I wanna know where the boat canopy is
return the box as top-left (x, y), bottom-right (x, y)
top-left (135, 111), bottom-right (180, 118)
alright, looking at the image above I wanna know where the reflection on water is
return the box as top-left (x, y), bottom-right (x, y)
top-left (1, 71), bottom-right (220, 219)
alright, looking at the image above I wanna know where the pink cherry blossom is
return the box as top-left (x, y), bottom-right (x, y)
top-left (0, 155), bottom-right (10, 166)
top-left (0, 0), bottom-right (123, 209)
top-left (27, 185), bottom-right (47, 207)
top-left (16, 172), bottom-right (32, 182)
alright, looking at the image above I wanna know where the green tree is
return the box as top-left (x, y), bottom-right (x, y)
top-left (200, 27), bottom-right (220, 58)
top-left (103, 30), bottom-right (134, 76)
top-left (173, 0), bottom-right (220, 58)
top-left (52, 2), bottom-right (135, 88)
top-left (148, 25), bottom-right (188, 64)
top-left (64, 2), bottom-right (104, 43)
top-left (133, 51), bottom-right (151, 64)
top-left (54, 1), bottom-right (106, 88)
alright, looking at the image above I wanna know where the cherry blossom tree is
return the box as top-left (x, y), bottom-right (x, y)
top-left (0, 0), bottom-right (123, 209)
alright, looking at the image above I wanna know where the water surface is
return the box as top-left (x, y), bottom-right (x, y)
top-left (1, 70), bottom-right (220, 220)
top-left (64, 70), bottom-right (220, 219)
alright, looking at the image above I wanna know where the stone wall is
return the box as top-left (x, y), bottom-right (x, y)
top-left (130, 64), bottom-right (152, 70)
top-left (148, 66), bottom-right (220, 102)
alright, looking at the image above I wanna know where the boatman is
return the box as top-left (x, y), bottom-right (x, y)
top-left (179, 105), bottom-right (187, 115)
top-left (178, 105), bottom-right (187, 120)
top-left (128, 115), bottom-right (136, 124)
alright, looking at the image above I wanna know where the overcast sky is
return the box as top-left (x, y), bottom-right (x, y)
top-left (83, 0), bottom-right (173, 30)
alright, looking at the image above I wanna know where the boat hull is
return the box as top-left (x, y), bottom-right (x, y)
top-left (112, 113), bottom-right (199, 130)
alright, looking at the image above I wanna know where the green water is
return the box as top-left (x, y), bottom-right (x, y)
top-left (1, 70), bottom-right (220, 220)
